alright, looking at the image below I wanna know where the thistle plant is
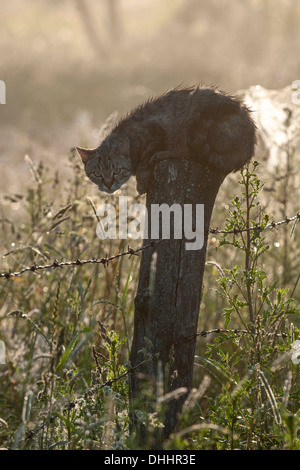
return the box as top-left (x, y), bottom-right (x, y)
top-left (202, 162), bottom-right (299, 450)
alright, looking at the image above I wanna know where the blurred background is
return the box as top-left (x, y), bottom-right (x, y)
top-left (1, 2), bottom-right (300, 450)
top-left (0, 0), bottom-right (300, 195)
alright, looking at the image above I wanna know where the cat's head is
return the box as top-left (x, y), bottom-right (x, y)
top-left (76, 139), bottom-right (132, 194)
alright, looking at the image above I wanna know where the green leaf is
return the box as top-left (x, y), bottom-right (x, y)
top-left (224, 308), bottom-right (232, 328)
top-left (56, 328), bottom-right (86, 372)
top-left (48, 440), bottom-right (71, 450)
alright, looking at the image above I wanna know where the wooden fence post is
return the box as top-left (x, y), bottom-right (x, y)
top-left (129, 157), bottom-right (226, 442)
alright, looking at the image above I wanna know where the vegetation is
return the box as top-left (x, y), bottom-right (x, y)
top-left (0, 146), bottom-right (299, 450)
top-left (0, 0), bottom-right (299, 451)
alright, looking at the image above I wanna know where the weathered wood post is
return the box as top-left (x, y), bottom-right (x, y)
top-left (126, 89), bottom-right (256, 444)
top-left (129, 158), bottom-right (227, 441)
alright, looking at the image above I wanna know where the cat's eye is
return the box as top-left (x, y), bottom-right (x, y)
top-left (91, 171), bottom-right (102, 178)
top-left (114, 168), bottom-right (121, 175)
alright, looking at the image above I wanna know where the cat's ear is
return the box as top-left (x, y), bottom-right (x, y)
top-left (116, 138), bottom-right (130, 156)
top-left (76, 147), bottom-right (95, 165)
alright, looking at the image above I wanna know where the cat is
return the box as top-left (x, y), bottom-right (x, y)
top-left (76, 86), bottom-right (256, 195)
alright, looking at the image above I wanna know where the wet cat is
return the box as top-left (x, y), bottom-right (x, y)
top-left (76, 86), bottom-right (256, 195)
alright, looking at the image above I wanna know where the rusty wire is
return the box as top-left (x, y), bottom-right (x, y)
top-left (0, 212), bottom-right (299, 280)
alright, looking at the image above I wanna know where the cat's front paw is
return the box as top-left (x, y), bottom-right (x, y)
top-left (136, 165), bottom-right (151, 194)
top-left (136, 179), bottom-right (148, 195)
top-left (149, 150), bottom-right (174, 165)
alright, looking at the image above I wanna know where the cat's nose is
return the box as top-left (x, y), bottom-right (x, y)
top-left (104, 178), bottom-right (113, 189)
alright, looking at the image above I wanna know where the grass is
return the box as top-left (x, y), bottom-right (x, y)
top-left (0, 144), bottom-right (299, 450)
top-left (0, 1), bottom-right (299, 446)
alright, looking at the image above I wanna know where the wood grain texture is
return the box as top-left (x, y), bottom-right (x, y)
top-left (129, 158), bottom-right (225, 441)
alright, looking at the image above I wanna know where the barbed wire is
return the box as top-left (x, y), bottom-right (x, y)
top-left (195, 327), bottom-right (288, 339)
top-left (0, 241), bottom-right (157, 280)
top-left (23, 355), bottom-right (153, 442)
top-left (208, 212), bottom-right (300, 234)
top-left (0, 212), bottom-right (299, 280)
top-left (22, 323), bottom-right (289, 443)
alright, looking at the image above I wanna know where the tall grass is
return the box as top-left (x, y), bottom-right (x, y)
top-left (0, 146), bottom-right (299, 449)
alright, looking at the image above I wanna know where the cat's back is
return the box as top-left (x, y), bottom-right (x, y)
top-left (127, 87), bottom-right (197, 123)
top-left (128, 86), bottom-right (238, 126)
top-left (109, 86), bottom-right (250, 150)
